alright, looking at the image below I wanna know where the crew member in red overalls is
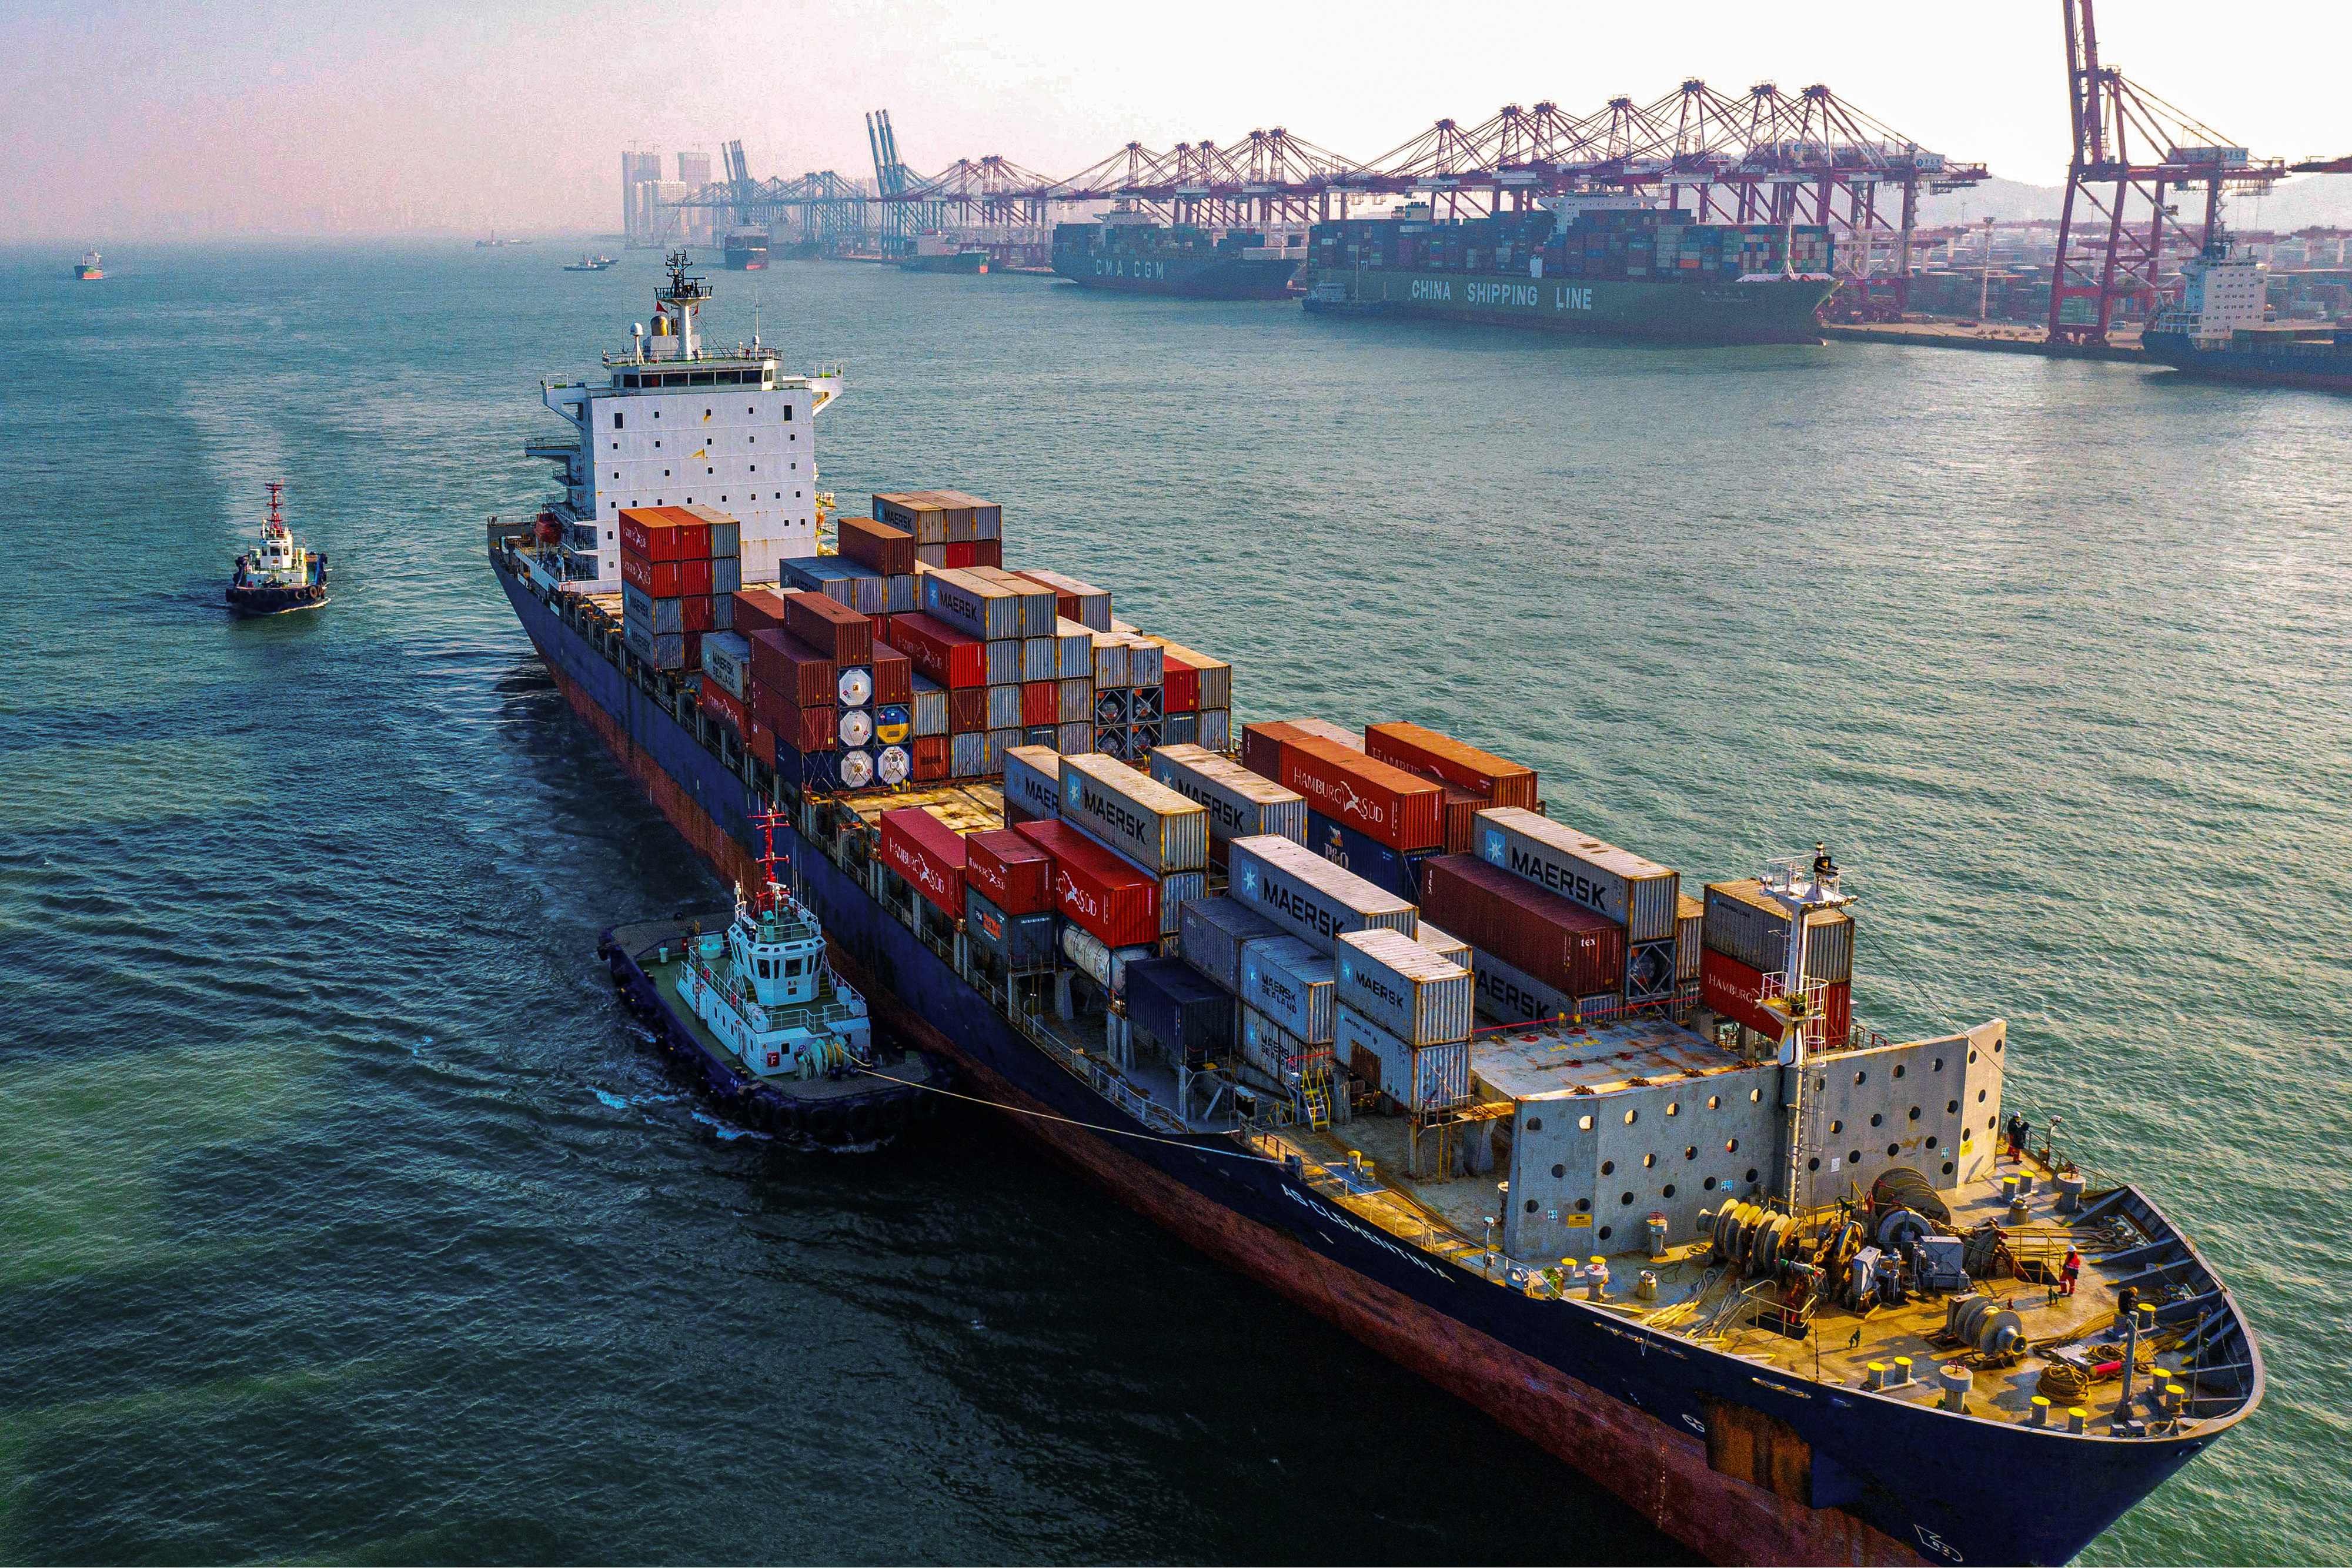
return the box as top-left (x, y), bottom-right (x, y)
top-left (2060, 1246), bottom-right (2082, 1298)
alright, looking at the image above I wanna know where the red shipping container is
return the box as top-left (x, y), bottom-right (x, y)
top-left (745, 718), bottom-right (776, 768)
top-left (618, 507), bottom-right (710, 563)
top-left (1240, 720), bottom-right (1307, 780)
top-left (964, 828), bottom-right (1054, 915)
top-left (880, 807), bottom-right (966, 919)
top-left (1280, 735), bottom-right (1442, 852)
top-left (1439, 784), bottom-right (1482, 855)
top-left (839, 515), bottom-right (915, 577)
top-left (1702, 948), bottom-right (1786, 1040)
top-left (773, 702), bottom-right (836, 755)
top-left (783, 590), bottom-right (873, 666)
top-left (887, 611), bottom-right (985, 689)
top-left (1161, 651), bottom-right (1200, 714)
top-left (969, 537), bottom-right (1003, 569)
top-left (911, 735), bottom-right (950, 783)
top-left (948, 687), bottom-right (987, 734)
top-left (700, 678), bottom-right (747, 736)
top-left (1364, 721), bottom-right (1538, 809)
top-left (1822, 980), bottom-right (1853, 1051)
top-left (733, 588), bottom-right (789, 636)
top-left (1420, 854), bottom-right (1625, 998)
top-left (1015, 818), bottom-right (1158, 950)
top-left (869, 641), bottom-right (914, 706)
top-left (1020, 680), bottom-right (1057, 728)
top-left (747, 630), bottom-right (835, 710)
top-left (942, 540), bottom-right (978, 569)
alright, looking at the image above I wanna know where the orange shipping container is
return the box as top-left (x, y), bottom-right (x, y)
top-left (1279, 735), bottom-right (1442, 852)
top-left (1363, 721), bottom-right (1538, 808)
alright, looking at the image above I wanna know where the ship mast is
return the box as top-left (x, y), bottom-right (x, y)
top-left (1755, 844), bottom-right (1853, 1215)
top-left (265, 480), bottom-right (287, 537)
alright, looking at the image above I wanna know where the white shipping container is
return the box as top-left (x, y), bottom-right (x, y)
top-left (1227, 834), bottom-right (1416, 956)
top-left (1054, 619), bottom-right (1094, 678)
top-left (1024, 568), bottom-right (1112, 631)
top-left (911, 675), bottom-right (948, 738)
top-left (1003, 745), bottom-right (1061, 820)
top-left (1058, 678), bottom-right (1094, 725)
top-left (1238, 934), bottom-right (1336, 1044)
top-left (1062, 753), bottom-right (1210, 875)
top-left (1090, 634), bottom-right (1130, 689)
top-left (1240, 1005), bottom-right (1331, 1086)
top-left (1475, 807), bottom-right (1681, 942)
top-left (700, 630), bottom-right (752, 700)
top-left (1415, 920), bottom-right (1471, 969)
top-left (986, 683), bottom-right (1023, 732)
top-left (1337, 928), bottom-right (1474, 1047)
top-left (1055, 721), bottom-right (1092, 754)
top-left (1179, 897), bottom-right (1281, 992)
top-left (1147, 743), bottom-right (1307, 858)
top-left (1336, 1004), bottom-right (1470, 1113)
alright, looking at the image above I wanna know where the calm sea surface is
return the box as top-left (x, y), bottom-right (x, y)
top-left (2, 242), bottom-right (2347, 1566)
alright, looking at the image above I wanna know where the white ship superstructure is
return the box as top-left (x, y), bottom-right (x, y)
top-left (2150, 237), bottom-right (2269, 346)
top-left (527, 250), bottom-right (840, 593)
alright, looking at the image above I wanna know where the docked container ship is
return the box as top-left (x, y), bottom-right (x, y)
top-left (721, 228), bottom-right (768, 270)
top-left (491, 266), bottom-right (2260, 1567)
top-left (2142, 236), bottom-right (2352, 391)
top-left (1051, 212), bottom-right (1302, 299)
top-left (1304, 197), bottom-right (1836, 345)
top-left (900, 232), bottom-right (989, 275)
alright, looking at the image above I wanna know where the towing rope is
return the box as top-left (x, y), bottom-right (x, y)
top-left (854, 1067), bottom-right (1272, 1162)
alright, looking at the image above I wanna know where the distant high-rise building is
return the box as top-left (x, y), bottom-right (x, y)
top-left (676, 151), bottom-right (712, 189)
top-left (632, 180), bottom-right (690, 246)
top-left (620, 151), bottom-right (663, 241)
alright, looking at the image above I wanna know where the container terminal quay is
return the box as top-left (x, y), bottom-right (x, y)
top-left (602, 5), bottom-right (2351, 383)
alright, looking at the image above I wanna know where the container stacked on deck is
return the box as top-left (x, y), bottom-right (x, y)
top-left (1240, 720), bottom-right (1447, 903)
top-left (874, 490), bottom-right (1004, 571)
top-left (1699, 877), bottom-right (1856, 1049)
top-left (1139, 637), bottom-right (1232, 751)
top-left (620, 505), bottom-right (743, 673)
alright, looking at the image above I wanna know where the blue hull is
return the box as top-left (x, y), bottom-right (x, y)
top-left (2143, 329), bottom-right (2352, 392)
top-left (495, 552), bottom-right (2228, 1566)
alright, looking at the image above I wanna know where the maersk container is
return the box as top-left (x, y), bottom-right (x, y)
top-left (1057, 678), bottom-right (1093, 725)
top-left (1227, 834), bottom-right (1416, 956)
top-left (1054, 620), bottom-right (1094, 678)
top-left (1178, 896), bottom-right (1281, 993)
top-left (1055, 721), bottom-right (1091, 754)
top-left (986, 683), bottom-right (1024, 732)
top-left (1147, 743), bottom-right (1306, 864)
top-left (1199, 709), bottom-right (1231, 751)
top-left (922, 568), bottom-right (1021, 641)
top-left (911, 676), bottom-right (948, 738)
top-left (1475, 807), bottom-right (1680, 942)
top-left (1001, 745), bottom-right (1063, 824)
top-left (1124, 957), bottom-right (1235, 1065)
top-left (965, 884), bottom-right (1057, 971)
top-left (1157, 871), bottom-right (1205, 937)
top-left (1337, 927), bottom-right (1473, 1048)
top-left (1022, 637), bottom-right (1058, 683)
top-left (1236, 934), bottom-right (1334, 1044)
top-left (950, 730), bottom-right (986, 778)
top-left (989, 571), bottom-right (1058, 638)
top-left (1022, 567), bottom-right (1113, 632)
top-left (1059, 754), bottom-right (1209, 875)
top-left (700, 631), bottom-right (751, 700)
top-left (1335, 1004), bottom-right (1469, 1114)
top-left (1416, 920), bottom-right (1471, 970)
top-left (623, 619), bottom-right (691, 671)
top-left (1302, 808), bottom-right (1438, 904)
top-left (1239, 1006), bottom-right (1319, 1085)
top-left (984, 639), bottom-right (1023, 687)
top-left (1421, 853), bottom-right (1625, 999)
top-left (1678, 892), bottom-right (1704, 983)
top-left (1703, 879), bottom-right (1855, 984)
top-left (1060, 922), bottom-right (1155, 996)
top-left (1090, 634), bottom-right (1130, 690)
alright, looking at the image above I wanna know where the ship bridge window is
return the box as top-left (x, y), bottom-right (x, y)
top-left (783, 406), bottom-right (792, 420)
top-left (613, 411), bottom-right (624, 429)
top-left (691, 373), bottom-right (716, 387)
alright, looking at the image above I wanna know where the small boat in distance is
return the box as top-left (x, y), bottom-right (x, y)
top-left (74, 250), bottom-right (103, 281)
top-left (226, 482), bottom-right (329, 616)
top-left (564, 254), bottom-right (618, 272)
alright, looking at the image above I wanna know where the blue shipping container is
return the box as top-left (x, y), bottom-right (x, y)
top-left (1124, 956), bottom-right (1236, 1064)
top-left (1304, 809), bottom-right (1438, 904)
top-left (966, 885), bottom-right (1057, 971)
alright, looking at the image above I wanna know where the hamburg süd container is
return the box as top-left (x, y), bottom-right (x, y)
top-left (888, 611), bottom-right (985, 689)
top-left (1336, 927), bottom-right (1474, 1048)
top-left (1475, 807), bottom-right (1679, 943)
top-left (1014, 818), bottom-right (1160, 950)
top-left (1279, 737), bottom-right (1443, 854)
top-left (922, 567), bottom-right (1022, 641)
top-left (1001, 744), bottom-right (1061, 823)
top-left (700, 630), bottom-right (752, 699)
top-left (1700, 947), bottom-right (1785, 1040)
top-left (1363, 720), bottom-right (1539, 808)
top-left (1702, 879), bottom-right (1855, 984)
top-left (1237, 935), bottom-right (1337, 1045)
top-left (964, 884), bottom-right (1057, 971)
top-left (618, 506), bottom-right (709, 563)
top-left (1147, 743), bottom-right (1307, 864)
top-left (1419, 852), bottom-right (1626, 999)
top-left (965, 827), bottom-right (1054, 915)
top-left (1060, 753), bottom-right (1210, 875)
top-left (1335, 1004), bottom-right (1470, 1114)
top-left (1178, 895), bottom-right (1281, 994)
top-left (879, 806), bottom-right (967, 919)
top-left (1226, 834), bottom-right (1417, 957)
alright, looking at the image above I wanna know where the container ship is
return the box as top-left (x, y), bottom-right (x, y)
top-left (722, 228), bottom-right (769, 270)
top-left (490, 257), bottom-right (2260, 1567)
top-left (2142, 236), bottom-right (2352, 391)
top-left (1051, 212), bottom-right (1302, 299)
top-left (900, 232), bottom-right (989, 275)
top-left (1303, 198), bottom-right (1836, 345)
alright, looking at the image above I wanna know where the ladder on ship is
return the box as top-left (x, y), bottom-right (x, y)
top-left (1303, 1084), bottom-right (1331, 1131)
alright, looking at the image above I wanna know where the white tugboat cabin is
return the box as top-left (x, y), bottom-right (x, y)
top-left (676, 829), bottom-right (871, 1078)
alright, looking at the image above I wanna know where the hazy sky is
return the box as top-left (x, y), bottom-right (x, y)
top-left (8, 0), bottom-right (2350, 239)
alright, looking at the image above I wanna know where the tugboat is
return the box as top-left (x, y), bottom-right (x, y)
top-left (226, 482), bottom-right (329, 616)
top-left (563, 254), bottom-right (617, 272)
top-left (74, 250), bottom-right (104, 282)
top-left (597, 807), bottom-right (950, 1148)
